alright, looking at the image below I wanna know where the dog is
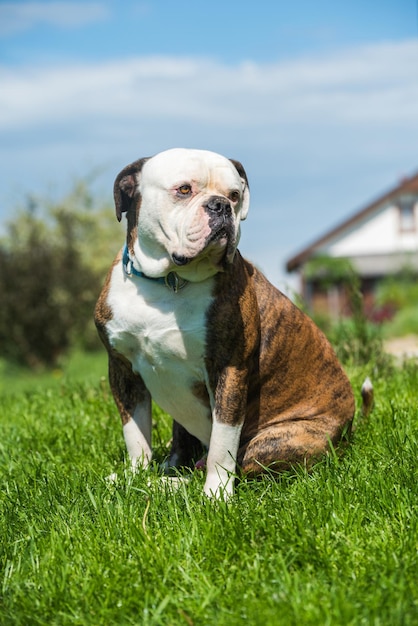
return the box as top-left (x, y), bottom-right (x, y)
top-left (95, 148), bottom-right (358, 499)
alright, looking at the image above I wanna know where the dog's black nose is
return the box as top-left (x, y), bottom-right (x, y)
top-left (205, 196), bottom-right (231, 214)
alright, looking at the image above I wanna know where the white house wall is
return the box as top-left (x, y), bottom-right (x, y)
top-left (320, 202), bottom-right (418, 258)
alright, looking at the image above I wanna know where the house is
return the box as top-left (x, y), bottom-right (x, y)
top-left (286, 171), bottom-right (418, 319)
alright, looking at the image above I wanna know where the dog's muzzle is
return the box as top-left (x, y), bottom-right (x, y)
top-left (171, 195), bottom-right (235, 267)
top-left (204, 195), bottom-right (233, 243)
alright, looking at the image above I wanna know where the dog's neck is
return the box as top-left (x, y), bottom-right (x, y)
top-left (122, 245), bottom-right (188, 293)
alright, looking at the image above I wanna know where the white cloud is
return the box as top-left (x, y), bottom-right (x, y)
top-left (0, 2), bottom-right (108, 35)
top-left (1, 39), bottom-right (417, 134)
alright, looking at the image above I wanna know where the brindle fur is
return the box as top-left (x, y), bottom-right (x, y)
top-left (171, 250), bottom-right (355, 475)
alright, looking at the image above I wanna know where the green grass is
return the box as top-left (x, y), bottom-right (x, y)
top-left (1, 357), bottom-right (418, 625)
top-left (0, 351), bottom-right (107, 396)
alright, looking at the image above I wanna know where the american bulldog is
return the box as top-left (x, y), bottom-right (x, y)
top-left (95, 148), bottom-right (359, 499)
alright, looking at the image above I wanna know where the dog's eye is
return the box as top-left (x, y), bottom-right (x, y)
top-left (229, 190), bottom-right (240, 203)
top-left (177, 184), bottom-right (192, 196)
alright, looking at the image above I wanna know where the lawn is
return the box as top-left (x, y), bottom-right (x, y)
top-left (0, 353), bottom-right (417, 625)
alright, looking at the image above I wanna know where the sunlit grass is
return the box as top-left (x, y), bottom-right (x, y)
top-left (1, 357), bottom-right (418, 624)
top-left (0, 350), bottom-right (107, 396)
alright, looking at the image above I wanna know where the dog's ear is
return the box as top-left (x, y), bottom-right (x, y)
top-left (114, 158), bottom-right (149, 222)
top-left (229, 159), bottom-right (250, 221)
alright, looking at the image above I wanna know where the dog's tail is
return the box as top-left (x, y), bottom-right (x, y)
top-left (350, 377), bottom-right (373, 436)
top-left (361, 377), bottom-right (374, 418)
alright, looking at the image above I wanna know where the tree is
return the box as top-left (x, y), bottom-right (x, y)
top-left (0, 181), bottom-right (120, 368)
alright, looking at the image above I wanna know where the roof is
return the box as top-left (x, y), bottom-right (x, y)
top-left (286, 170), bottom-right (418, 272)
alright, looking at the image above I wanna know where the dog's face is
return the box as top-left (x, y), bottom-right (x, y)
top-left (115, 148), bottom-right (250, 281)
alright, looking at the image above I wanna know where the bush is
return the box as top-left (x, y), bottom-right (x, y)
top-left (305, 255), bottom-right (387, 368)
top-left (327, 317), bottom-right (387, 369)
top-left (377, 268), bottom-right (418, 337)
top-left (0, 182), bottom-right (119, 369)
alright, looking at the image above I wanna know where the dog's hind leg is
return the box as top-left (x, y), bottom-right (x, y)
top-left (165, 421), bottom-right (206, 471)
top-left (237, 416), bottom-right (351, 476)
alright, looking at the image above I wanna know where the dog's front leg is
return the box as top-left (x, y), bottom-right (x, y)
top-left (204, 418), bottom-right (243, 499)
top-left (108, 352), bottom-right (152, 471)
top-left (204, 367), bottom-right (248, 499)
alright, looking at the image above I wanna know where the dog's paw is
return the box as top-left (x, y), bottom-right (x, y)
top-left (147, 475), bottom-right (191, 494)
top-left (204, 472), bottom-right (235, 500)
top-left (195, 454), bottom-right (207, 470)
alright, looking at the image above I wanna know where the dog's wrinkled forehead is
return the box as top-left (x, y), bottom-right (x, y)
top-left (142, 148), bottom-right (243, 192)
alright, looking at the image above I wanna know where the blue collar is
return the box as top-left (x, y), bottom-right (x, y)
top-left (122, 246), bottom-right (188, 293)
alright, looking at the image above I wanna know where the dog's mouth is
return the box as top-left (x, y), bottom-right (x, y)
top-left (171, 226), bottom-right (231, 268)
top-left (208, 226), bottom-right (228, 244)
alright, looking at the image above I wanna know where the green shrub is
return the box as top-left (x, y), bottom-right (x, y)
top-left (0, 182), bottom-right (119, 369)
top-left (377, 267), bottom-right (418, 337)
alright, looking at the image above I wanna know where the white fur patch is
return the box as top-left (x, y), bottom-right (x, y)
top-left (106, 260), bottom-right (214, 446)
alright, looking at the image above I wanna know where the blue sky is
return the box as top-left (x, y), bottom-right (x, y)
top-left (1, 1), bottom-right (417, 289)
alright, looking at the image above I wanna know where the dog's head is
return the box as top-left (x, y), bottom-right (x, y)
top-left (114, 148), bottom-right (250, 282)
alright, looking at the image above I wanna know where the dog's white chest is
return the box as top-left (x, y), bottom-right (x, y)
top-left (105, 263), bottom-right (215, 443)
